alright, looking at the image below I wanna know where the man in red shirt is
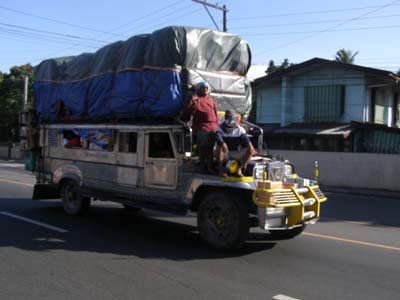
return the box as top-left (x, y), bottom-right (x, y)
top-left (185, 81), bottom-right (219, 173)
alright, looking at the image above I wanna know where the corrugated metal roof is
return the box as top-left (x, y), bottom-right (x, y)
top-left (252, 58), bottom-right (400, 87)
top-left (271, 123), bottom-right (353, 137)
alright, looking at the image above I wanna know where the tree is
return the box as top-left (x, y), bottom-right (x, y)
top-left (397, 69), bottom-right (400, 76)
top-left (0, 64), bottom-right (34, 142)
top-left (335, 49), bottom-right (359, 64)
top-left (265, 58), bottom-right (295, 75)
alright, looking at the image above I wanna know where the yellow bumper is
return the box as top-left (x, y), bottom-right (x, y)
top-left (252, 184), bottom-right (327, 227)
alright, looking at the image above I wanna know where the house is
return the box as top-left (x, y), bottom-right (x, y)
top-left (251, 58), bottom-right (400, 153)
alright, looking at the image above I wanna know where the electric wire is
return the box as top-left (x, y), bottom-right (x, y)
top-left (253, 0), bottom-right (400, 57)
top-left (230, 3), bottom-right (400, 21)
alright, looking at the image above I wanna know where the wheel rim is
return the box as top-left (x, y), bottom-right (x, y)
top-left (64, 182), bottom-right (79, 210)
top-left (202, 201), bottom-right (238, 245)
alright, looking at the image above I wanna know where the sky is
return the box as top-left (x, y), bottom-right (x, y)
top-left (0, 0), bottom-right (399, 79)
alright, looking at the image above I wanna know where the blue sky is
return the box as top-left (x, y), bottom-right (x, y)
top-left (0, 0), bottom-right (399, 77)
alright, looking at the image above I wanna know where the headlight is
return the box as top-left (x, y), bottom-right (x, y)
top-left (254, 165), bottom-right (265, 179)
top-left (284, 164), bottom-right (294, 177)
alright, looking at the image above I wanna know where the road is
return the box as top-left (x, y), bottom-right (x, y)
top-left (0, 163), bottom-right (399, 300)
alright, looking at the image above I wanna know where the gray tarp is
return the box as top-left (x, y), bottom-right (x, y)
top-left (64, 53), bottom-right (93, 81)
top-left (117, 34), bottom-right (149, 71)
top-left (34, 56), bottom-right (74, 81)
top-left (145, 26), bottom-right (251, 74)
top-left (90, 41), bottom-right (123, 75)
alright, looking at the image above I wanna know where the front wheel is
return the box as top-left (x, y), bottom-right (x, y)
top-left (269, 224), bottom-right (306, 240)
top-left (61, 180), bottom-right (90, 215)
top-left (197, 192), bottom-right (249, 251)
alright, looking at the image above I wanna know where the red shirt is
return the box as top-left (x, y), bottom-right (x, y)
top-left (186, 95), bottom-right (219, 133)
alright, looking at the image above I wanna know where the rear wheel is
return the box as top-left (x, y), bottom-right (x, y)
top-left (269, 224), bottom-right (306, 240)
top-left (197, 192), bottom-right (249, 251)
top-left (61, 180), bottom-right (90, 215)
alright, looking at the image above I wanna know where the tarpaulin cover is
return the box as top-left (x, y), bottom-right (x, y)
top-left (34, 26), bottom-right (251, 122)
top-left (145, 27), bottom-right (251, 75)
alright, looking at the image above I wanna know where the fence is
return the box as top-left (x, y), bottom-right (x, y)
top-left (269, 150), bottom-right (400, 192)
top-left (0, 145), bottom-right (22, 160)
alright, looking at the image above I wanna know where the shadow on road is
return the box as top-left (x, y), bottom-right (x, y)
top-left (0, 201), bottom-right (277, 259)
top-left (319, 193), bottom-right (400, 228)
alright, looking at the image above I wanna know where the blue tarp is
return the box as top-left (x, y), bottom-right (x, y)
top-left (33, 70), bottom-right (183, 120)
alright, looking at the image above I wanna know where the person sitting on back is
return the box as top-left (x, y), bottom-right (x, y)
top-left (216, 110), bottom-right (256, 177)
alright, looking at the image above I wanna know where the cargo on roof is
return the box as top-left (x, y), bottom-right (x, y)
top-left (33, 26), bottom-right (252, 122)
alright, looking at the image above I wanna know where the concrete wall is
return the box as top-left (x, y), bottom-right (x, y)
top-left (0, 146), bottom-right (22, 160)
top-left (269, 149), bottom-right (400, 191)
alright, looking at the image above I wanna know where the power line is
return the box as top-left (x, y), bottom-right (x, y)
top-left (253, 0), bottom-right (400, 57)
top-left (0, 22), bottom-right (108, 44)
top-left (0, 5), bottom-right (126, 37)
top-left (230, 3), bottom-right (400, 21)
top-left (0, 27), bottom-right (100, 47)
top-left (230, 14), bottom-right (400, 30)
top-left (240, 24), bottom-right (400, 37)
top-left (117, 6), bottom-right (201, 36)
top-left (22, 1), bottom-right (197, 64)
top-left (105, 0), bottom-right (187, 33)
top-left (116, 2), bottom-right (195, 35)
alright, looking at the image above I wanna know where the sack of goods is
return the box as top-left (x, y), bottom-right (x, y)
top-left (34, 26), bottom-right (252, 122)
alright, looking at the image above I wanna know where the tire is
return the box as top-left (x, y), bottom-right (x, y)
top-left (269, 224), bottom-right (306, 240)
top-left (197, 192), bottom-right (249, 251)
top-left (60, 180), bottom-right (90, 215)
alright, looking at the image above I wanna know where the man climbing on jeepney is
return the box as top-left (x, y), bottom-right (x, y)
top-left (185, 81), bottom-right (219, 174)
top-left (216, 110), bottom-right (257, 177)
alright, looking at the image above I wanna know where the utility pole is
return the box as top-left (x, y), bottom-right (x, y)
top-left (192, 0), bottom-right (228, 32)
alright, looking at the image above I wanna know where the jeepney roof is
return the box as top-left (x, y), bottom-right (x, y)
top-left (43, 123), bottom-right (184, 131)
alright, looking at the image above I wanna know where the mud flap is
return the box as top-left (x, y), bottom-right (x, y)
top-left (32, 184), bottom-right (60, 200)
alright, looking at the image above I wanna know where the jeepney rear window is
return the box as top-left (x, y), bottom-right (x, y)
top-left (119, 132), bottom-right (137, 153)
top-left (62, 129), bottom-right (116, 151)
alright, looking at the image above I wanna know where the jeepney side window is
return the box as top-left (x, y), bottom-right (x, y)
top-left (63, 130), bottom-right (82, 148)
top-left (62, 129), bottom-right (116, 151)
top-left (119, 132), bottom-right (137, 153)
top-left (174, 132), bottom-right (183, 154)
top-left (148, 132), bottom-right (174, 158)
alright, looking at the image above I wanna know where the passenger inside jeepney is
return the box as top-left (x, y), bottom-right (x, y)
top-left (63, 130), bottom-right (82, 148)
top-left (216, 110), bottom-right (257, 177)
top-left (148, 133), bottom-right (174, 158)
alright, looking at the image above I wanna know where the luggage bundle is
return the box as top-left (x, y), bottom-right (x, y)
top-left (34, 26), bottom-right (251, 122)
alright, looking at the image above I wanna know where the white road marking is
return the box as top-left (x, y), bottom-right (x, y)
top-left (0, 211), bottom-right (68, 233)
top-left (303, 232), bottom-right (400, 252)
top-left (0, 178), bottom-right (34, 187)
top-left (273, 294), bottom-right (300, 300)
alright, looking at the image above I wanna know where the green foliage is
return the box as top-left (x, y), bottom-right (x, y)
top-left (335, 49), bottom-right (359, 64)
top-left (265, 58), bottom-right (295, 75)
top-left (0, 64), bottom-right (34, 142)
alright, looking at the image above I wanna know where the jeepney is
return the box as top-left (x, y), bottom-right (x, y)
top-left (29, 120), bottom-right (327, 250)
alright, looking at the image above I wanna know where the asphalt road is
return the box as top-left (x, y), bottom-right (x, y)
top-left (0, 163), bottom-right (399, 300)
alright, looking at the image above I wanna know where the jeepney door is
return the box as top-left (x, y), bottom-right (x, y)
top-left (116, 131), bottom-right (142, 187)
top-left (144, 131), bottom-right (177, 189)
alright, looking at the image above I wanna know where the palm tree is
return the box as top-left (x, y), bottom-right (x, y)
top-left (335, 49), bottom-right (359, 64)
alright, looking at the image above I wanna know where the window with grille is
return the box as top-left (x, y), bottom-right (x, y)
top-left (304, 85), bottom-right (345, 122)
